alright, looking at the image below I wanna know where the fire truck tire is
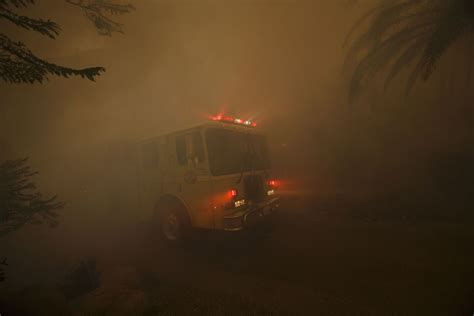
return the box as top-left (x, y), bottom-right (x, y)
top-left (155, 200), bottom-right (191, 244)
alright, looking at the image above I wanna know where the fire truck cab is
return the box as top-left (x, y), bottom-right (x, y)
top-left (137, 115), bottom-right (280, 242)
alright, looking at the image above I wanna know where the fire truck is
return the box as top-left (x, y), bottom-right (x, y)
top-left (137, 115), bottom-right (280, 242)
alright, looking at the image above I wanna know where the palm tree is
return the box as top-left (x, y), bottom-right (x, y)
top-left (345, 0), bottom-right (474, 101)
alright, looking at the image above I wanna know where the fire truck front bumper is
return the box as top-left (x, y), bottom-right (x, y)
top-left (223, 196), bottom-right (280, 231)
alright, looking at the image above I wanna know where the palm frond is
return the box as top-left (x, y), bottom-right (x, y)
top-left (345, 0), bottom-right (474, 102)
top-left (420, 3), bottom-right (474, 79)
top-left (343, 3), bottom-right (386, 48)
top-left (344, 1), bottom-right (435, 71)
top-left (369, 0), bottom-right (427, 42)
top-left (384, 37), bottom-right (427, 91)
top-left (349, 20), bottom-right (436, 100)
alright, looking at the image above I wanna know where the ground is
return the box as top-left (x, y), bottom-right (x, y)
top-left (1, 196), bottom-right (474, 315)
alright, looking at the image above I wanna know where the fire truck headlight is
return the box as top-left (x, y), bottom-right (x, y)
top-left (267, 189), bottom-right (275, 196)
top-left (234, 199), bottom-right (246, 208)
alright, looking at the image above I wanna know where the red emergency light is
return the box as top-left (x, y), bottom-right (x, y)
top-left (228, 189), bottom-right (238, 198)
top-left (210, 115), bottom-right (257, 127)
top-left (267, 179), bottom-right (279, 188)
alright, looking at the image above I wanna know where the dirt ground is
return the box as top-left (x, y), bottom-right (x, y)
top-left (1, 196), bottom-right (474, 315)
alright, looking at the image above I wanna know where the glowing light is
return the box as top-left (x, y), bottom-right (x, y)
top-left (268, 179), bottom-right (277, 187)
top-left (229, 189), bottom-right (238, 198)
top-left (267, 189), bottom-right (275, 196)
top-left (234, 199), bottom-right (246, 208)
top-left (210, 115), bottom-right (257, 128)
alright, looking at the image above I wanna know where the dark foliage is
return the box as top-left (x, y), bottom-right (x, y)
top-left (0, 0), bottom-right (133, 84)
top-left (0, 34), bottom-right (105, 83)
top-left (0, 257), bottom-right (6, 282)
top-left (0, 1), bottom-right (133, 284)
top-left (345, 0), bottom-right (474, 101)
top-left (0, 2), bottom-right (59, 38)
top-left (61, 258), bottom-right (100, 299)
top-left (0, 0), bottom-right (33, 8)
top-left (66, 0), bottom-right (135, 36)
top-left (0, 158), bottom-right (63, 237)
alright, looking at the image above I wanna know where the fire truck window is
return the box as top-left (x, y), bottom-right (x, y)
top-left (206, 129), bottom-right (247, 175)
top-left (192, 132), bottom-right (205, 163)
top-left (176, 135), bottom-right (187, 165)
top-left (141, 142), bottom-right (159, 169)
top-left (176, 132), bottom-right (205, 166)
top-left (206, 129), bottom-right (270, 176)
top-left (249, 134), bottom-right (271, 170)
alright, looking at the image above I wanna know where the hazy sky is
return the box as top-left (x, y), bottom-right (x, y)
top-left (2, 0), bottom-right (473, 228)
top-left (2, 0), bottom-right (399, 195)
top-left (1, 1), bottom-right (365, 151)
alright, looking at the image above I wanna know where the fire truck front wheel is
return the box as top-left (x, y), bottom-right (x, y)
top-left (155, 201), bottom-right (190, 244)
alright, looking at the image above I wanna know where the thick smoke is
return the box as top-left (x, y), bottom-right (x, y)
top-left (1, 0), bottom-right (472, 297)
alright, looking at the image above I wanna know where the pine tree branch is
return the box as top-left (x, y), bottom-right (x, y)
top-left (0, 34), bottom-right (105, 83)
top-left (0, 0), bottom-right (134, 84)
top-left (0, 158), bottom-right (64, 237)
top-left (0, 5), bottom-right (60, 38)
top-left (0, 0), bottom-right (34, 9)
top-left (65, 0), bottom-right (135, 36)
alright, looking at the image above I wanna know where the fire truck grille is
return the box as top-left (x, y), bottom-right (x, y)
top-left (244, 175), bottom-right (265, 202)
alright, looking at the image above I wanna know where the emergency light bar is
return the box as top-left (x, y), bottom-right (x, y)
top-left (210, 115), bottom-right (257, 127)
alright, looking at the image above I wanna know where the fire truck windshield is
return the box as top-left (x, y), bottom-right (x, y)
top-left (205, 128), bottom-right (270, 176)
